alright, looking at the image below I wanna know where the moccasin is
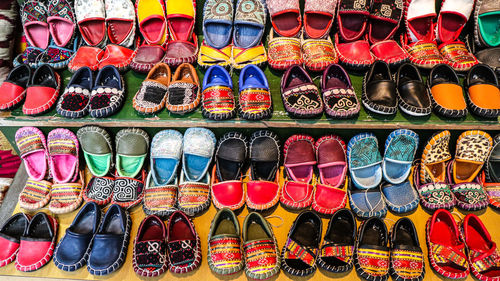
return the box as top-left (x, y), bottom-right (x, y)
top-left (465, 64), bottom-right (500, 118)
top-left (133, 63), bottom-right (171, 115)
top-left (0, 65), bottom-right (31, 111)
top-left (428, 64), bottom-right (467, 117)
top-left (57, 67), bottom-right (93, 118)
top-left (166, 211), bottom-right (201, 273)
top-left (0, 213), bottom-right (30, 268)
top-left (238, 65), bottom-right (272, 120)
top-left (133, 215), bottom-right (168, 277)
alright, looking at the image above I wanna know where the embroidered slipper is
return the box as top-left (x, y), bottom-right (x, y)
top-left (133, 63), bottom-right (171, 115)
top-left (389, 218), bottom-right (425, 281)
top-left (465, 64), bottom-right (500, 118)
top-left (0, 213), bottom-right (30, 268)
top-left (75, 0), bottom-right (107, 47)
top-left (316, 209), bottom-right (356, 273)
top-left (347, 133), bottom-right (383, 190)
top-left (211, 132), bottom-right (247, 210)
top-left (207, 208), bottom-right (244, 275)
top-left (202, 65), bottom-right (236, 120)
top-left (242, 212), bottom-right (281, 280)
top-left (337, 0), bottom-right (370, 42)
top-left (83, 175), bottom-right (115, 206)
top-left (428, 64), bottom-right (468, 118)
top-left (383, 129), bottom-right (419, 184)
top-left (98, 44), bottom-right (136, 72)
top-left (245, 130), bottom-right (280, 211)
top-left (111, 169), bottom-right (146, 209)
top-left (453, 130), bottom-right (492, 184)
top-left (47, 0), bottom-right (76, 48)
top-left (15, 212), bottom-right (57, 272)
top-left (426, 209), bottom-right (469, 279)
top-left (368, 0), bottom-right (403, 43)
top-left (233, 0), bottom-right (266, 49)
top-left (266, 0), bottom-right (301, 37)
top-left (77, 126), bottom-right (113, 177)
top-left (178, 169), bottom-right (211, 216)
top-left (104, 0), bottom-right (135, 47)
top-left (89, 65), bottom-right (125, 118)
top-left (57, 67), bottom-right (93, 118)
top-left (47, 128), bottom-right (79, 184)
top-left (312, 135), bottom-right (348, 215)
top-left (48, 170), bottom-right (84, 214)
top-left (197, 42), bottom-right (231, 68)
top-left (23, 64), bottom-right (60, 116)
top-left (474, 0), bottom-right (500, 48)
top-left (143, 171), bottom-right (177, 217)
top-left (203, 0), bottom-right (234, 49)
top-left (281, 65), bottom-right (324, 118)
top-left (68, 46), bottom-right (104, 72)
top-left (166, 63), bottom-right (200, 114)
top-left (162, 34), bottom-right (198, 67)
top-left (304, 0), bottom-right (336, 39)
top-left (370, 40), bottom-right (410, 67)
top-left (321, 64), bottom-right (360, 119)
top-left (133, 215), bottom-right (168, 277)
top-left (420, 130), bottom-right (452, 184)
top-left (130, 44), bottom-right (165, 73)
top-left (166, 0), bottom-right (195, 41)
top-left (15, 126), bottom-right (48, 181)
top-left (238, 65), bottom-right (272, 120)
top-left (439, 41), bottom-right (478, 72)
top-left (381, 181), bottom-right (419, 213)
top-left (166, 211), bottom-right (202, 273)
top-left (486, 135), bottom-right (500, 183)
top-left (116, 128), bottom-right (149, 178)
top-left (0, 65), bottom-right (31, 111)
top-left (302, 36), bottom-right (338, 72)
top-left (335, 36), bottom-right (375, 71)
top-left (136, 0), bottom-right (167, 45)
top-left (267, 32), bottom-right (303, 71)
top-left (354, 217), bottom-right (390, 281)
top-left (280, 135), bottom-right (316, 210)
top-left (22, 0), bottom-right (49, 50)
top-left (349, 183), bottom-right (388, 218)
top-left (450, 181), bottom-right (489, 211)
top-left (412, 162), bottom-right (455, 210)
top-left (36, 36), bottom-right (78, 70)
top-left (182, 128), bottom-right (216, 182)
top-left (436, 0), bottom-right (474, 43)
top-left (281, 211), bottom-right (322, 277)
top-left (231, 44), bottom-right (268, 69)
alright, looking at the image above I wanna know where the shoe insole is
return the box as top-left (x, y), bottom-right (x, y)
top-left (361, 226), bottom-right (384, 246)
top-left (205, 22), bottom-right (232, 48)
top-left (51, 154), bottom-right (76, 183)
top-left (242, 73), bottom-right (265, 89)
top-left (340, 15), bottom-right (366, 40)
top-left (305, 13), bottom-right (331, 38)
top-left (328, 219), bottom-right (353, 244)
top-left (326, 77), bottom-right (348, 89)
top-left (293, 221), bottom-right (318, 247)
top-left (432, 220), bottom-right (466, 273)
top-left (393, 226), bottom-right (414, 246)
top-left (79, 19), bottom-right (106, 46)
top-left (169, 18), bottom-right (192, 41)
top-left (117, 155), bottom-right (144, 177)
top-left (247, 222), bottom-right (268, 241)
top-left (108, 20), bottom-right (133, 45)
top-left (215, 219), bottom-right (236, 236)
top-left (384, 160), bottom-right (410, 182)
top-left (73, 212), bottom-right (96, 235)
top-left (320, 164), bottom-right (344, 187)
top-left (252, 161), bottom-right (276, 181)
top-left (489, 161), bottom-right (500, 182)
top-left (234, 24), bottom-right (262, 49)
top-left (217, 158), bottom-right (241, 181)
top-left (370, 19), bottom-right (396, 42)
top-left (25, 23), bottom-right (49, 49)
top-left (454, 160), bottom-right (480, 182)
top-left (29, 216), bottom-right (51, 239)
top-left (48, 18), bottom-right (74, 47)
top-left (3, 218), bottom-right (26, 240)
top-left (104, 214), bottom-right (124, 235)
top-left (99, 74), bottom-right (120, 89)
top-left (164, 41), bottom-right (196, 57)
top-left (352, 165), bottom-right (381, 188)
top-left (85, 153), bottom-right (111, 176)
top-left (153, 158), bottom-right (177, 185)
top-left (272, 12), bottom-right (300, 36)
top-left (170, 219), bottom-right (194, 240)
top-left (141, 17), bottom-right (166, 43)
top-left (184, 154), bottom-right (209, 181)
top-left (439, 13), bottom-right (465, 42)
top-left (466, 223), bottom-right (500, 277)
top-left (35, 71), bottom-right (57, 87)
top-left (408, 17), bottom-right (434, 41)
top-left (207, 68), bottom-right (230, 86)
top-left (24, 150), bottom-right (47, 180)
top-left (425, 162), bottom-right (446, 182)
top-left (140, 223), bottom-right (164, 241)
top-left (479, 12), bottom-right (500, 46)
top-left (288, 165), bottom-right (313, 183)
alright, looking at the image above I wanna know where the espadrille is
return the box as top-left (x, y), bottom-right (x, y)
top-left (133, 215), bottom-right (168, 277)
top-left (354, 217), bottom-right (389, 281)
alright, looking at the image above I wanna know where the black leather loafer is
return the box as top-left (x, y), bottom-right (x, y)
top-left (396, 63), bottom-right (431, 117)
top-left (362, 60), bottom-right (398, 115)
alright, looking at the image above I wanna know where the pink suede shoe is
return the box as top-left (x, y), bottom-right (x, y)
top-left (47, 128), bottom-right (79, 184)
top-left (15, 127), bottom-right (48, 181)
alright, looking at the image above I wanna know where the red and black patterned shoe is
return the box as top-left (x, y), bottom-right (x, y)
top-left (426, 209), bottom-right (469, 279)
top-left (337, 0), bottom-right (370, 42)
top-left (133, 215), bottom-right (168, 277)
top-left (166, 211), bottom-right (201, 274)
top-left (23, 64), bottom-right (61, 116)
top-left (390, 218), bottom-right (425, 281)
top-left (0, 65), bottom-right (31, 111)
top-left (0, 213), bottom-right (30, 268)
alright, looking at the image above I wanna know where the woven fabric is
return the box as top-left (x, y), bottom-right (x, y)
top-left (432, 244), bottom-right (467, 268)
top-left (59, 86), bottom-right (90, 112)
top-left (452, 183), bottom-right (489, 208)
top-left (302, 39), bottom-right (337, 71)
top-left (135, 241), bottom-right (167, 272)
top-left (19, 179), bottom-right (51, 204)
top-left (178, 182), bottom-right (210, 210)
top-left (350, 138), bottom-right (382, 169)
top-left (284, 238), bottom-right (318, 267)
top-left (407, 41), bottom-right (444, 65)
top-left (470, 248), bottom-right (500, 273)
top-left (485, 183), bottom-right (500, 208)
top-left (268, 37), bottom-right (302, 68)
top-left (391, 249), bottom-right (424, 279)
top-left (239, 88), bottom-right (271, 115)
top-left (204, 0), bottom-right (233, 21)
top-left (143, 185), bottom-right (177, 213)
top-left (16, 130), bottom-right (45, 158)
top-left (321, 245), bottom-right (353, 264)
top-left (48, 136), bottom-right (76, 156)
top-left (385, 135), bottom-right (417, 162)
top-left (209, 236), bottom-right (243, 271)
top-left (357, 248), bottom-right (390, 276)
top-left (235, 0), bottom-right (266, 25)
top-left (243, 239), bottom-right (278, 275)
top-left (168, 240), bottom-right (197, 266)
top-left (202, 85), bottom-right (235, 115)
top-left (49, 182), bottom-right (81, 209)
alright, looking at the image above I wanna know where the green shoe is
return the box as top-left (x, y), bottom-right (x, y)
top-left (115, 128), bottom-right (149, 178)
top-left (77, 126), bottom-right (113, 177)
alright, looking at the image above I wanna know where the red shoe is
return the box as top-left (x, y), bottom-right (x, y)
top-left (68, 46), bottom-right (104, 72)
top-left (23, 64), bottom-right (60, 116)
top-left (0, 65), bottom-right (31, 111)
top-left (426, 209), bottom-right (469, 279)
top-left (98, 44), bottom-right (136, 72)
top-left (335, 35), bottom-right (375, 70)
top-left (0, 213), bottom-right (30, 267)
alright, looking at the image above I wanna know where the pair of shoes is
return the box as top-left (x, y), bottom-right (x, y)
top-left (133, 63), bottom-right (200, 115)
top-left (354, 217), bottom-right (425, 281)
top-left (363, 61), bottom-right (432, 116)
top-left (143, 128), bottom-right (215, 217)
top-left (54, 203), bottom-right (130, 275)
top-left (68, 44), bottom-right (135, 73)
top-left (16, 127), bottom-right (82, 214)
top-left (76, 0), bottom-right (135, 47)
top-left (0, 64), bottom-right (60, 115)
top-left (414, 130), bottom-right (492, 211)
top-left (212, 131), bottom-right (280, 211)
top-left (0, 212), bottom-right (57, 271)
top-left (280, 134), bottom-right (347, 213)
top-left (281, 64), bottom-right (360, 119)
top-left (78, 127), bottom-right (149, 208)
top-left (133, 211), bottom-right (201, 276)
top-left (208, 208), bottom-right (280, 279)
top-left (57, 65), bottom-right (124, 118)
top-left (202, 65), bottom-right (272, 120)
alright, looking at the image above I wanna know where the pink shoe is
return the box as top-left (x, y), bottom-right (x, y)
top-left (15, 127), bottom-right (48, 181)
top-left (47, 128), bottom-right (79, 184)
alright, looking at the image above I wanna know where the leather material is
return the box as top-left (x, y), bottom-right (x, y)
top-left (337, 0), bottom-right (369, 42)
top-left (469, 84), bottom-right (500, 109)
top-left (132, 45), bottom-right (165, 65)
top-left (0, 213), bottom-right (30, 267)
top-left (281, 181), bottom-right (314, 208)
top-left (99, 44), bottom-right (135, 70)
top-left (24, 64), bottom-right (60, 115)
top-left (313, 183), bottom-right (347, 212)
top-left (69, 46), bottom-right (104, 72)
top-left (246, 180), bottom-right (279, 205)
top-left (370, 40), bottom-right (409, 64)
top-left (212, 180), bottom-right (244, 209)
top-left (0, 64), bottom-right (30, 109)
top-left (166, 210), bottom-right (201, 273)
top-left (0, 83), bottom-right (25, 108)
top-left (133, 215), bottom-right (167, 277)
top-left (336, 39), bottom-right (374, 65)
top-left (136, 0), bottom-right (167, 45)
top-left (396, 63), bottom-right (431, 111)
top-left (431, 84), bottom-right (467, 110)
top-left (366, 81), bottom-right (397, 107)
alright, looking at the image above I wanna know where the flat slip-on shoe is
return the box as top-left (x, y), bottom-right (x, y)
top-left (207, 208), bottom-right (244, 275)
top-left (321, 64), bottom-right (360, 119)
top-left (486, 134), bottom-right (500, 183)
top-left (401, 37), bottom-right (445, 69)
top-left (362, 60), bottom-right (398, 115)
top-left (439, 41), bottom-right (479, 72)
top-left (335, 36), bottom-right (375, 71)
top-left (201, 65), bottom-right (236, 120)
top-left (133, 63), bottom-right (171, 115)
top-left (382, 181), bottom-right (419, 213)
top-left (368, 0), bottom-right (403, 43)
top-left (203, 0), bottom-right (234, 49)
top-left (53, 202), bottom-right (101, 272)
top-left (0, 64), bottom-right (31, 111)
top-left (245, 130), bottom-right (280, 211)
top-left (47, 128), bottom-right (79, 184)
top-left (68, 46), bottom-right (104, 72)
top-left (452, 130), bottom-right (492, 184)
top-left (390, 218), bottom-right (425, 281)
top-left (151, 129), bottom-right (182, 186)
top-left (281, 65), bottom-right (324, 118)
top-left (115, 128), bottom-right (149, 178)
top-left (182, 128), bottom-right (216, 182)
top-left (98, 44), bottom-right (135, 72)
top-left (162, 34), bottom-right (199, 67)
top-left (111, 169), bottom-right (146, 209)
top-left (347, 133), bottom-right (383, 190)
top-left (302, 36), bottom-right (338, 72)
top-left (396, 63), bottom-right (431, 116)
top-left (133, 215), bottom-right (168, 277)
top-left (426, 209), bottom-right (469, 279)
top-left (382, 129), bottom-right (419, 184)
top-left (349, 183), bottom-right (388, 219)
top-left (436, 0), bottom-right (474, 43)
top-left (337, 0), bottom-right (370, 42)
top-left (143, 171), bottom-right (177, 217)
top-left (87, 204), bottom-right (130, 276)
top-left (428, 64), bottom-right (467, 118)
top-left (83, 176), bottom-right (115, 206)
top-left (238, 65), bottom-right (272, 120)
top-left (0, 213), bottom-right (30, 268)
top-left (166, 63), bottom-right (200, 114)
top-left (104, 0), bottom-right (135, 47)
top-left (16, 212), bottom-right (58, 272)
top-left (474, 0), bottom-right (500, 48)
top-left (281, 135), bottom-right (316, 210)
top-left (130, 44), bottom-right (165, 73)
top-left (370, 40), bottom-right (410, 67)
top-left (22, 0), bottom-right (49, 50)
top-left (23, 64), bottom-right (60, 116)
top-left (466, 64), bottom-right (500, 118)
top-left (15, 126), bottom-right (48, 181)
top-left (48, 170), bottom-right (84, 214)
top-left (304, 0), bottom-right (336, 39)
top-left (312, 135), bottom-right (348, 215)
top-left (75, 0), bottom-right (107, 47)
top-left (413, 164), bottom-right (455, 210)
top-left (178, 170), bottom-right (211, 216)
top-left (267, 32), bottom-right (303, 71)
top-left (448, 176), bottom-right (488, 211)
top-left (266, 0), bottom-right (301, 37)
top-left (233, 0), bottom-right (266, 49)
top-left (47, 0), bottom-right (76, 48)
top-left (89, 65), bottom-right (125, 118)
top-left (57, 67), bottom-right (93, 118)
top-left (242, 212), bottom-right (280, 279)
top-left (282, 211), bottom-right (322, 276)
top-left (136, 0), bottom-right (167, 45)
top-left (316, 208), bottom-right (356, 273)
top-left (354, 217), bottom-right (390, 281)
top-left (166, 0), bottom-right (195, 41)
top-left (211, 132), bottom-right (247, 210)
top-left (420, 130), bottom-right (452, 184)
top-left (166, 211), bottom-right (201, 273)
top-left (77, 126), bottom-right (112, 177)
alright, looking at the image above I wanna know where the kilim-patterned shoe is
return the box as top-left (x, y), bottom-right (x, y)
top-left (238, 65), bottom-right (272, 120)
top-left (166, 211), bottom-right (201, 274)
top-left (48, 170), bottom-right (84, 214)
top-left (15, 126), bottom-right (49, 181)
top-left (439, 41), bottom-right (478, 72)
top-left (143, 172), bottom-right (177, 217)
top-left (19, 178), bottom-right (52, 211)
top-left (133, 215), bottom-right (168, 277)
top-left (178, 171), bottom-right (210, 216)
top-left (302, 37), bottom-right (338, 72)
top-left (390, 218), bottom-right (425, 281)
top-left (201, 65), bottom-right (236, 120)
top-left (267, 32), bottom-right (303, 71)
top-left (47, 128), bottom-right (79, 184)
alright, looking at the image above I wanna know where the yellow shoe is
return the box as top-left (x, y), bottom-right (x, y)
top-left (136, 0), bottom-right (167, 45)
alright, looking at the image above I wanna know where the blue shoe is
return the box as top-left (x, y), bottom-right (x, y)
top-left (57, 66), bottom-right (93, 118)
top-left (233, 0), bottom-right (266, 48)
top-left (348, 186), bottom-right (387, 219)
top-left (383, 129), bottom-right (419, 184)
top-left (238, 64), bottom-right (272, 120)
top-left (201, 65), bottom-right (236, 120)
top-left (182, 128), bottom-right (216, 182)
top-left (54, 202), bottom-right (101, 271)
top-left (89, 65), bottom-right (124, 118)
top-left (150, 130), bottom-right (183, 185)
top-left (203, 0), bottom-right (234, 49)
top-left (347, 133), bottom-right (382, 189)
top-left (381, 181), bottom-right (419, 213)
